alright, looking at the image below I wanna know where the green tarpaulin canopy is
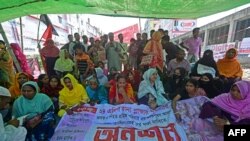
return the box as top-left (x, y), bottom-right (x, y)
top-left (0, 0), bottom-right (249, 22)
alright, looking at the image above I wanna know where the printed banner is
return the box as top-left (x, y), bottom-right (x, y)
top-left (176, 96), bottom-right (223, 141)
top-left (239, 37), bottom-right (250, 54)
top-left (114, 24), bottom-right (139, 43)
top-left (204, 43), bottom-right (235, 61)
top-left (51, 103), bottom-right (188, 141)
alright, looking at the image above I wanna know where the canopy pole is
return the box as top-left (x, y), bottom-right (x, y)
top-left (36, 15), bottom-right (46, 74)
top-left (0, 23), bottom-right (22, 72)
top-left (139, 17), bottom-right (142, 33)
top-left (19, 17), bottom-right (24, 52)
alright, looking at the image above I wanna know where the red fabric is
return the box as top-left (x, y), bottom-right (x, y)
top-left (42, 25), bottom-right (53, 40)
top-left (10, 43), bottom-right (31, 74)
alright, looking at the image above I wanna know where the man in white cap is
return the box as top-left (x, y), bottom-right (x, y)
top-left (0, 86), bottom-right (27, 141)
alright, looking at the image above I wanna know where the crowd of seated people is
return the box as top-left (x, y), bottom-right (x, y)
top-left (0, 29), bottom-right (248, 141)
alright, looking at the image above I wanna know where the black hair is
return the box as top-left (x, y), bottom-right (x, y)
top-left (193, 28), bottom-right (200, 33)
top-left (116, 74), bottom-right (126, 81)
top-left (63, 77), bottom-right (70, 81)
top-left (186, 79), bottom-right (199, 88)
top-left (49, 75), bottom-right (61, 83)
top-left (174, 67), bottom-right (187, 77)
top-left (37, 74), bottom-right (47, 89)
top-left (0, 40), bottom-right (5, 45)
top-left (130, 38), bottom-right (136, 42)
top-left (158, 28), bottom-right (164, 32)
top-left (162, 35), bottom-right (170, 41)
top-left (74, 43), bottom-right (84, 50)
top-left (118, 33), bottom-right (123, 38)
top-left (176, 48), bottom-right (185, 54)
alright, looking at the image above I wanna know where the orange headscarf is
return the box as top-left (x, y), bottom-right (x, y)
top-left (143, 31), bottom-right (164, 72)
top-left (9, 72), bottom-right (29, 98)
top-left (216, 48), bottom-right (243, 78)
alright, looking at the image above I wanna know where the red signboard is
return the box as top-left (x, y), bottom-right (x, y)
top-left (114, 24), bottom-right (139, 43)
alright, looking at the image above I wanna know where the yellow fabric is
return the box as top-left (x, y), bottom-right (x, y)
top-left (9, 72), bottom-right (28, 99)
top-left (59, 74), bottom-right (89, 109)
top-left (0, 51), bottom-right (15, 85)
top-left (143, 31), bottom-right (164, 72)
top-left (216, 48), bottom-right (243, 78)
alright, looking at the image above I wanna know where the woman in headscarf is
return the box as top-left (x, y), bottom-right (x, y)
top-left (86, 77), bottom-right (108, 104)
top-left (54, 49), bottom-right (75, 78)
top-left (165, 67), bottom-right (188, 100)
top-left (44, 76), bottom-right (63, 112)
top-left (109, 74), bottom-right (136, 105)
top-left (199, 73), bottom-right (221, 98)
top-left (216, 48), bottom-right (243, 92)
top-left (0, 40), bottom-right (15, 85)
top-left (143, 31), bottom-right (164, 72)
top-left (94, 67), bottom-right (108, 86)
top-left (58, 74), bottom-right (89, 117)
top-left (191, 50), bottom-right (219, 78)
top-left (0, 86), bottom-right (27, 141)
top-left (9, 72), bottom-right (29, 99)
top-left (12, 81), bottom-right (55, 140)
top-left (126, 70), bottom-right (141, 93)
top-left (40, 39), bottom-right (60, 77)
top-left (172, 79), bottom-right (206, 120)
top-left (37, 74), bottom-right (49, 93)
top-left (200, 80), bottom-right (250, 131)
top-left (137, 68), bottom-right (168, 109)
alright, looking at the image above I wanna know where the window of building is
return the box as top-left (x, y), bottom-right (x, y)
top-left (199, 32), bottom-right (205, 41)
top-left (234, 18), bottom-right (250, 41)
top-left (58, 16), bottom-right (62, 24)
top-left (208, 24), bottom-right (229, 45)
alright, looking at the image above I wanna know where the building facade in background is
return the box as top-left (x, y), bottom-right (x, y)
top-left (172, 7), bottom-right (250, 64)
top-left (1, 14), bottom-right (103, 56)
top-left (143, 19), bottom-right (197, 38)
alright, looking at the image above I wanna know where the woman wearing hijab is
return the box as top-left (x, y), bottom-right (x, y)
top-left (94, 67), bottom-right (108, 86)
top-left (199, 73), bottom-right (221, 98)
top-left (191, 50), bottom-right (219, 78)
top-left (54, 49), bottom-right (75, 78)
top-left (165, 67), bottom-right (188, 100)
top-left (0, 86), bottom-right (27, 141)
top-left (109, 74), bottom-right (136, 105)
top-left (0, 40), bottom-right (15, 85)
top-left (143, 31), bottom-right (164, 72)
top-left (200, 80), bottom-right (250, 131)
top-left (40, 39), bottom-right (60, 77)
top-left (12, 81), bottom-right (55, 140)
top-left (8, 73), bottom-right (29, 100)
top-left (137, 68), bottom-right (168, 109)
top-left (58, 74), bottom-right (89, 117)
top-left (37, 74), bottom-right (49, 93)
top-left (86, 77), bottom-right (108, 104)
top-left (44, 76), bottom-right (63, 112)
top-left (216, 48), bottom-right (243, 92)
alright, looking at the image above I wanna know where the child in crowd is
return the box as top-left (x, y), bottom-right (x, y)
top-left (86, 77), bottom-right (108, 104)
top-left (97, 61), bottom-right (108, 76)
top-left (74, 44), bottom-right (94, 83)
top-left (109, 74), bottom-right (136, 105)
